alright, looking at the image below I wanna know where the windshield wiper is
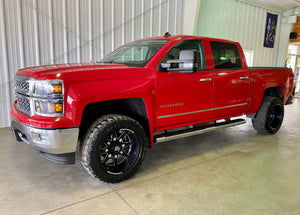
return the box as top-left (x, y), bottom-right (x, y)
top-left (101, 61), bottom-right (114, 64)
top-left (100, 61), bottom-right (124, 64)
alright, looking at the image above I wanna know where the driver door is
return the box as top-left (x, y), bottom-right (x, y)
top-left (155, 40), bottom-right (213, 130)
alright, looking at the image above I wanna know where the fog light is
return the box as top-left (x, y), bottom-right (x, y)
top-left (31, 131), bottom-right (50, 145)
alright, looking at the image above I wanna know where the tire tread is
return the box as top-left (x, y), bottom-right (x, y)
top-left (252, 96), bottom-right (284, 134)
top-left (80, 114), bottom-right (147, 183)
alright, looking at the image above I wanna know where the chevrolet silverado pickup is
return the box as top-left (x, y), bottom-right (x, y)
top-left (11, 35), bottom-right (294, 183)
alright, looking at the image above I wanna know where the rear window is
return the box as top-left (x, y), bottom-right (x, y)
top-left (210, 41), bottom-right (242, 69)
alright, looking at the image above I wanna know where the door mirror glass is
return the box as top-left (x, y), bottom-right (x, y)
top-left (161, 50), bottom-right (198, 73)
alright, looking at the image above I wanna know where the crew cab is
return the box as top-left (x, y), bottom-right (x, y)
top-left (11, 35), bottom-right (294, 183)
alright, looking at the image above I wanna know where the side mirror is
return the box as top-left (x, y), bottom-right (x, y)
top-left (161, 50), bottom-right (198, 73)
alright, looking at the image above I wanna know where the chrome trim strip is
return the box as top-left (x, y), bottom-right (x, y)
top-left (213, 103), bottom-right (247, 111)
top-left (157, 103), bottom-right (248, 119)
top-left (158, 108), bottom-right (213, 119)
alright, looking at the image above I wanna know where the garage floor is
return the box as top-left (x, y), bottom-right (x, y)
top-left (1, 99), bottom-right (300, 215)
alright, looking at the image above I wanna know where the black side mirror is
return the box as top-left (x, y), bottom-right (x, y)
top-left (161, 50), bottom-right (198, 73)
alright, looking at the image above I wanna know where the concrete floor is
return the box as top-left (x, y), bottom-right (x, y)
top-left (1, 99), bottom-right (300, 215)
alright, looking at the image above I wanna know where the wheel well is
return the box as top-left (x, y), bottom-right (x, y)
top-left (79, 98), bottom-right (150, 148)
top-left (263, 87), bottom-right (283, 100)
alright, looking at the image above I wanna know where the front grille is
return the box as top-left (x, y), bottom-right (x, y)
top-left (16, 94), bottom-right (31, 115)
top-left (15, 80), bottom-right (30, 95)
top-left (15, 75), bottom-right (32, 115)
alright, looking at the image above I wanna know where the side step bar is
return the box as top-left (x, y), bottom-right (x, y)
top-left (155, 119), bottom-right (246, 143)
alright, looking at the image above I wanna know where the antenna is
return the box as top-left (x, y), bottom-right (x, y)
top-left (164, 32), bottom-right (171, 37)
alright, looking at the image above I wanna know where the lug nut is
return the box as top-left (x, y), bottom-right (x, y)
top-left (120, 151), bottom-right (123, 154)
top-left (107, 142), bottom-right (111, 145)
top-left (114, 155), bottom-right (118, 159)
top-left (105, 149), bottom-right (109, 152)
top-left (119, 139), bottom-right (122, 142)
top-left (122, 144), bottom-right (125, 148)
top-left (113, 138), bottom-right (116, 141)
top-left (108, 154), bottom-right (112, 158)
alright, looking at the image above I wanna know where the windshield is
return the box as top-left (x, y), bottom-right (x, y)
top-left (100, 39), bottom-right (169, 67)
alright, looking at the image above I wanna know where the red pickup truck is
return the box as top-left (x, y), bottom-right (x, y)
top-left (11, 35), bottom-right (294, 183)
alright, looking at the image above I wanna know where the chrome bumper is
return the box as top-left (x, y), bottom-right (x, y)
top-left (11, 118), bottom-right (79, 155)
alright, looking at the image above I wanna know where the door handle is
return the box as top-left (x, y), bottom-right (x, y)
top-left (218, 72), bottom-right (227, 76)
top-left (200, 78), bottom-right (212, 82)
top-left (240, 76), bottom-right (249, 80)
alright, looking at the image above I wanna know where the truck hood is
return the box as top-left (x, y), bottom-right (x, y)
top-left (16, 63), bottom-right (148, 81)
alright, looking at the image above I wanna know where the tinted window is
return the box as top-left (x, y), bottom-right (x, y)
top-left (159, 40), bottom-right (205, 72)
top-left (210, 42), bottom-right (241, 69)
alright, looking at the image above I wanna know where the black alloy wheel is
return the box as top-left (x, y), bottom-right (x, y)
top-left (100, 128), bottom-right (140, 175)
top-left (267, 103), bottom-right (283, 131)
top-left (252, 96), bottom-right (284, 134)
top-left (81, 114), bottom-right (147, 183)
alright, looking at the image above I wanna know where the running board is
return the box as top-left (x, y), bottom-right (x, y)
top-left (155, 119), bottom-right (246, 143)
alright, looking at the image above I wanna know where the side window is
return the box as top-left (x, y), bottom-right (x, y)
top-left (158, 40), bottom-right (205, 72)
top-left (210, 42), bottom-right (242, 69)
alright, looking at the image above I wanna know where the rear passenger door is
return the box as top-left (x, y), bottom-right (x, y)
top-left (210, 41), bottom-right (250, 117)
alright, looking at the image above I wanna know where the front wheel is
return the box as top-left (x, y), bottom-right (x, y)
top-left (252, 96), bottom-right (284, 134)
top-left (81, 114), bottom-right (147, 183)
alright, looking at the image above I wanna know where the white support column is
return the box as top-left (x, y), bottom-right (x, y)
top-left (182, 0), bottom-right (198, 35)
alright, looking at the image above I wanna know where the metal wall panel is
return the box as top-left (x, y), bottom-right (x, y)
top-left (0, 0), bottom-right (183, 127)
top-left (194, 0), bottom-right (281, 67)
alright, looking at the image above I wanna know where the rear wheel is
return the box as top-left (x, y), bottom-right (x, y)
top-left (286, 86), bottom-right (295, 105)
top-left (81, 114), bottom-right (147, 183)
top-left (252, 96), bottom-right (284, 134)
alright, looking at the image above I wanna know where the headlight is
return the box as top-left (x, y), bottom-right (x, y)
top-left (32, 80), bottom-right (63, 98)
top-left (14, 76), bottom-right (65, 117)
top-left (31, 80), bottom-right (64, 116)
top-left (33, 99), bottom-right (64, 116)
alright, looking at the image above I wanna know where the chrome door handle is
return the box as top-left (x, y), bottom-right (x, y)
top-left (240, 76), bottom-right (249, 80)
top-left (218, 72), bottom-right (227, 76)
top-left (200, 78), bottom-right (212, 82)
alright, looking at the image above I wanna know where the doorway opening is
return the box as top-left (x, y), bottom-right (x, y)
top-left (286, 44), bottom-right (300, 96)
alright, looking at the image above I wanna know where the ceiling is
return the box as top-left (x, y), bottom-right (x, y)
top-left (243, 0), bottom-right (300, 12)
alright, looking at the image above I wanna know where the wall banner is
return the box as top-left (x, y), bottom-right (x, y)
top-left (263, 12), bottom-right (278, 48)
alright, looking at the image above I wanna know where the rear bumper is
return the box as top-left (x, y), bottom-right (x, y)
top-left (11, 118), bottom-right (79, 163)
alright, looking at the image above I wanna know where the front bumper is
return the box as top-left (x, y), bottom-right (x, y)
top-left (11, 118), bottom-right (79, 164)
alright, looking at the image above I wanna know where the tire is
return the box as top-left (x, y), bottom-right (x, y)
top-left (81, 114), bottom-right (147, 183)
top-left (252, 96), bottom-right (284, 134)
top-left (286, 86), bottom-right (295, 105)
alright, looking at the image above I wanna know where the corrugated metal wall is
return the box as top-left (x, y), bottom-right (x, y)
top-left (194, 0), bottom-right (281, 67)
top-left (0, 0), bottom-right (184, 127)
